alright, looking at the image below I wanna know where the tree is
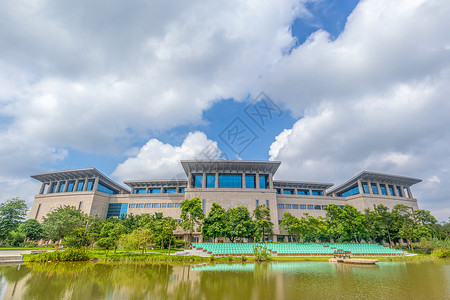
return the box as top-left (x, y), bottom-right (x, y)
top-left (42, 206), bottom-right (86, 241)
top-left (226, 206), bottom-right (254, 243)
top-left (95, 237), bottom-right (115, 256)
top-left (0, 198), bottom-right (28, 243)
top-left (5, 230), bottom-right (26, 247)
top-left (375, 204), bottom-right (396, 246)
top-left (17, 219), bottom-right (43, 241)
top-left (180, 198), bottom-right (204, 243)
top-left (324, 204), bottom-right (343, 242)
top-left (202, 203), bottom-right (228, 241)
top-left (99, 222), bottom-right (127, 253)
top-left (120, 228), bottom-right (154, 254)
top-left (253, 205), bottom-right (274, 242)
top-left (63, 228), bottom-right (90, 248)
top-left (339, 205), bottom-right (367, 243)
top-left (280, 212), bottom-right (301, 242)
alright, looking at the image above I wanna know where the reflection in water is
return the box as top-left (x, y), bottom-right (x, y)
top-left (0, 260), bottom-right (449, 299)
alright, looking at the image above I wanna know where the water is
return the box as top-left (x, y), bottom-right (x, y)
top-left (0, 260), bottom-right (449, 299)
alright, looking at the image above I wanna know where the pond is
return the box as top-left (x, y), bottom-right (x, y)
top-left (0, 260), bottom-right (449, 299)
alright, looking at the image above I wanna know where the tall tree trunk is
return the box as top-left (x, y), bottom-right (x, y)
top-left (168, 237), bottom-right (171, 256)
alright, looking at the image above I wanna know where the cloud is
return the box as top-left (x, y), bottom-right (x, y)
top-left (112, 131), bottom-right (221, 182)
top-left (267, 0), bottom-right (450, 220)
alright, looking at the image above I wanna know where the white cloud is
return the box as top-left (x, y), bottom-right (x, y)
top-left (112, 131), bottom-right (221, 182)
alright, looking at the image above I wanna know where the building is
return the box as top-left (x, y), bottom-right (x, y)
top-left (29, 160), bottom-right (421, 241)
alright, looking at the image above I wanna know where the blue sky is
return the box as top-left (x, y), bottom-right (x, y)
top-left (0, 0), bottom-right (449, 220)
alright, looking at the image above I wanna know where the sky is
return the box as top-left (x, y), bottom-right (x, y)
top-left (0, 0), bottom-right (449, 221)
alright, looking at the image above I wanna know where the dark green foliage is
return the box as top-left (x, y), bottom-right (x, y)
top-left (42, 206), bottom-right (87, 241)
top-left (18, 219), bottom-right (44, 240)
top-left (28, 248), bottom-right (90, 262)
top-left (0, 198), bottom-right (28, 243)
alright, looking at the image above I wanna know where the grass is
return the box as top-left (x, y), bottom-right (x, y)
top-left (0, 246), bottom-right (54, 250)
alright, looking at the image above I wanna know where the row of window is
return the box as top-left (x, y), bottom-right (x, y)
top-left (128, 203), bottom-right (182, 208)
top-left (276, 188), bottom-right (324, 196)
top-left (133, 188), bottom-right (185, 194)
top-left (338, 183), bottom-right (407, 197)
top-left (277, 204), bottom-right (344, 210)
top-left (192, 174), bottom-right (269, 189)
top-left (48, 180), bottom-right (118, 195)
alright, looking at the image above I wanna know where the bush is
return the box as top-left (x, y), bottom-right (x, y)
top-left (227, 255), bottom-right (233, 262)
top-left (241, 255), bottom-right (248, 262)
top-left (24, 241), bottom-right (38, 248)
top-left (209, 254), bottom-right (215, 262)
top-left (28, 248), bottom-right (91, 262)
top-left (431, 247), bottom-right (450, 258)
top-left (253, 245), bottom-right (271, 262)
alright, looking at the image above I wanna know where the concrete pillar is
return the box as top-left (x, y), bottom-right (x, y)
top-left (376, 182), bottom-right (382, 195)
top-left (39, 183), bottom-right (46, 194)
top-left (146, 187), bottom-right (150, 193)
top-left (215, 171), bottom-right (219, 188)
top-left (46, 182), bottom-right (53, 194)
top-left (309, 188), bottom-right (313, 195)
top-left (187, 172), bottom-right (192, 188)
top-left (268, 173), bottom-right (273, 189)
top-left (406, 186), bottom-right (413, 199)
top-left (392, 185), bottom-right (399, 197)
top-left (83, 178), bottom-right (88, 191)
top-left (202, 171), bottom-right (207, 188)
top-left (322, 189), bottom-right (327, 196)
top-left (367, 180), bottom-right (373, 194)
top-left (242, 171), bottom-right (246, 189)
top-left (332, 192), bottom-right (337, 197)
top-left (55, 181), bottom-right (61, 193)
top-left (160, 186), bottom-right (164, 193)
top-left (256, 172), bottom-right (260, 189)
top-left (63, 180), bottom-right (69, 193)
top-left (400, 186), bottom-right (405, 197)
top-left (385, 183), bottom-right (391, 196)
top-left (357, 179), bottom-right (363, 194)
top-left (74, 179), bottom-right (79, 192)
top-left (93, 177), bottom-right (99, 192)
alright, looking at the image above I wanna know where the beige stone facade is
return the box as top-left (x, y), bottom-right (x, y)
top-left (29, 161), bottom-right (421, 240)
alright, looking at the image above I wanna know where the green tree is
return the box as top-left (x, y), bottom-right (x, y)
top-left (121, 228), bottom-right (154, 254)
top-left (63, 228), bottom-right (90, 248)
top-left (42, 206), bottom-right (87, 241)
top-left (280, 212), bottom-right (301, 242)
top-left (17, 219), bottom-right (43, 241)
top-left (253, 205), bottom-right (274, 242)
top-left (0, 198), bottom-right (28, 243)
top-left (226, 206), bottom-right (254, 242)
top-left (202, 203), bottom-right (228, 241)
top-left (324, 204), bottom-right (343, 242)
top-left (180, 198), bottom-right (204, 243)
top-left (339, 205), bottom-right (367, 243)
top-left (95, 237), bottom-right (115, 256)
top-left (5, 230), bottom-right (26, 246)
top-left (375, 204), bottom-right (396, 246)
top-left (99, 222), bottom-right (127, 253)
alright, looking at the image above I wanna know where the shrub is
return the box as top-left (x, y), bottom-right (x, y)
top-left (28, 248), bottom-right (91, 262)
top-left (209, 254), bottom-right (215, 262)
top-left (253, 245), bottom-right (271, 262)
top-left (431, 247), bottom-right (450, 258)
top-left (241, 255), bottom-right (248, 262)
top-left (227, 255), bottom-right (233, 262)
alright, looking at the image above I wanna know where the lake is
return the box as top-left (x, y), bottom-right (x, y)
top-left (0, 260), bottom-right (449, 299)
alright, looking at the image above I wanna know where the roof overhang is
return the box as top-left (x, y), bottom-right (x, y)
top-left (328, 171), bottom-right (422, 194)
top-left (273, 180), bottom-right (333, 190)
top-left (180, 160), bottom-right (281, 175)
top-left (124, 179), bottom-right (188, 188)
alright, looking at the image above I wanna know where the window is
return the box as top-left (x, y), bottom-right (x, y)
top-left (161, 203), bottom-right (167, 208)
top-left (276, 188), bottom-right (281, 194)
top-left (202, 199), bottom-right (205, 212)
top-left (218, 174), bottom-right (242, 188)
top-left (314, 205), bottom-right (321, 210)
top-left (152, 203), bottom-right (160, 208)
top-left (137, 203), bottom-right (144, 208)
top-left (266, 200), bottom-right (269, 207)
top-left (337, 185), bottom-right (359, 197)
top-left (259, 174), bottom-right (268, 189)
top-left (285, 204), bottom-right (291, 209)
top-left (148, 188), bottom-right (161, 194)
top-left (373, 204), bottom-right (377, 209)
top-left (307, 205), bottom-right (313, 210)
top-left (397, 186), bottom-right (403, 197)
top-left (292, 204), bottom-right (299, 209)
top-left (50, 183), bottom-right (57, 193)
top-left (312, 190), bottom-right (323, 196)
top-left (380, 185), bottom-right (387, 195)
top-left (179, 188), bottom-right (185, 193)
top-left (362, 183), bottom-right (370, 194)
top-left (87, 180), bottom-right (95, 191)
top-left (98, 182), bottom-right (118, 195)
top-left (145, 204), bottom-right (151, 208)
top-left (194, 175), bottom-right (203, 188)
top-left (168, 203), bottom-right (175, 208)
top-left (256, 200), bottom-right (259, 207)
top-left (371, 184), bottom-right (379, 195)
top-left (78, 202), bottom-right (82, 210)
top-left (283, 189), bottom-right (294, 195)
top-left (297, 189), bottom-right (309, 195)
top-left (277, 204), bottom-right (284, 209)
top-left (175, 203), bottom-right (181, 208)
top-left (106, 203), bottom-right (128, 219)
top-left (76, 181), bottom-right (84, 192)
top-left (206, 175), bottom-right (215, 188)
top-left (246, 175), bottom-right (256, 188)
top-left (67, 181), bottom-right (75, 192)
top-left (129, 204), bottom-right (136, 208)
top-left (388, 185), bottom-right (395, 196)
top-left (300, 204), bottom-right (306, 209)
top-left (134, 188), bottom-right (146, 194)
top-left (164, 188), bottom-right (176, 193)
top-left (278, 220), bottom-right (282, 225)
top-left (58, 182), bottom-right (65, 193)
top-left (322, 205), bottom-right (327, 210)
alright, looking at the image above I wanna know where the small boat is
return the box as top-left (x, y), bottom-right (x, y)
top-left (329, 257), bottom-right (378, 264)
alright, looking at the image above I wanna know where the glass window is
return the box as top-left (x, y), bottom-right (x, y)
top-left (292, 204), bottom-right (299, 209)
top-left (152, 203), bottom-right (160, 208)
top-left (202, 199), bottom-right (205, 211)
top-left (371, 184), bottom-right (379, 195)
top-left (133, 188), bottom-right (146, 194)
top-left (164, 188), bottom-right (176, 193)
top-left (175, 203), bottom-right (181, 208)
top-left (50, 183), bottom-right (57, 193)
top-left (58, 182), bottom-right (65, 193)
top-left (277, 204), bottom-right (284, 209)
top-left (179, 188), bottom-right (185, 193)
top-left (87, 180), bottom-right (95, 191)
top-left (314, 205), bottom-right (321, 210)
top-left (76, 181), bottom-right (84, 192)
top-left (145, 204), bottom-right (151, 208)
top-left (297, 189), bottom-right (309, 195)
top-left (380, 185), bottom-right (387, 195)
top-left (276, 188), bottom-right (281, 194)
top-left (322, 205), bottom-right (327, 210)
top-left (67, 181), bottom-right (75, 192)
top-left (397, 186), bottom-right (403, 197)
top-left (98, 182), bottom-right (118, 195)
top-left (218, 174), bottom-right (242, 188)
top-left (388, 185), bottom-right (395, 196)
top-left (266, 200), bottom-right (269, 207)
top-left (149, 188), bottom-right (161, 194)
top-left (246, 175), bottom-right (256, 188)
top-left (206, 175), bottom-right (215, 188)
top-left (256, 200), bottom-right (259, 206)
top-left (362, 183), bottom-right (370, 194)
top-left (312, 190), bottom-right (323, 196)
top-left (307, 205), bottom-right (313, 210)
top-left (194, 175), bottom-right (203, 188)
top-left (168, 203), bottom-right (175, 208)
top-left (283, 189), bottom-right (294, 195)
top-left (300, 204), bottom-right (306, 209)
top-left (285, 204), bottom-right (291, 209)
top-left (259, 174), bottom-right (267, 189)
top-left (129, 204), bottom-right (136, 208)
top-left (137, 203), bottom-right (144, 208)
top-left (161, 203), bottom-right (167, 208)
top-left (278, 220), bottom-right (282, 225)
top-left (337, 185), bottom-right (359, 197)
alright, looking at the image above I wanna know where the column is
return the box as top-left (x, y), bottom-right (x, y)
top-left (268, 173), bottom-right (274, 189)
top-left (46, 182), bottom-right (53, 194)
top-left (74, 179), bottom-right (79, 192)
top-left (215, 171), bottom-right (219, 188)
top-left (385, 183), bottom-right (391, 196)
top-left (393, 185), bottom-right (399, 197)
top-left (83, 178), bottom-right (88, 191)
top-left (376, 182), bottom-right (382, 195)
top-left (93, 177), bottom-right (99, 192)
top-left (63, 180), bottom-right (69, 193)
top-left (202, 171), bottom-right (207, 188)
top-left (280, 187), bottom-right (284, 194)
top-left (160, 186), bottom-right (164, 193)
top-left (332, 192), bottom-right (337, 197)
top-left (39, 183), bottom-right (46, 194)
top-left (406, 187), bottom-right (413, 198)
top-left (256, 172), bottom-right (260, 189)
top-left (187, 172), bottom-right (192, 188)
top-left (242, 172), bottom-right (246, 189)
top-left (146, 187), bottom-right (150, 193)
top-left (367, 180), bottom-right (373, 194)
top-left (322, 189), bottom-right (327, 196)
top-left (55, 181), bottom-right (61, 193)
top-left (309, 188), bottom-right (313, 196)
top-left (175, 185), bottom-right (179, 193)
top-left (400, 186), bottom-right (405, 197)
top-left (357, 179), bottom-right (363, 194)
